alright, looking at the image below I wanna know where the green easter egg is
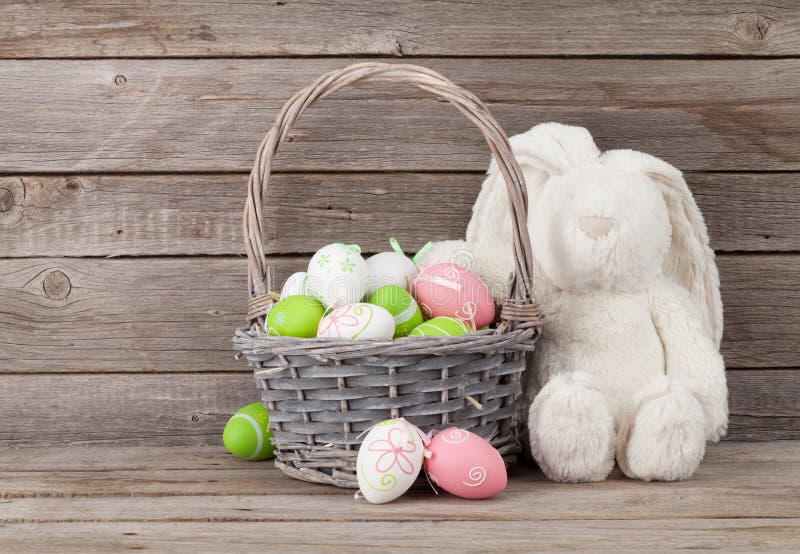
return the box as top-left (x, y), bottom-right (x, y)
top-left (223, 402), bottom-right (275, 461)
top-left (409, 316), bottom-right (471, 337)
top-left (267, 295), bottom-right (325, 338)
top-left (368, 285), bottom-right (424, 338)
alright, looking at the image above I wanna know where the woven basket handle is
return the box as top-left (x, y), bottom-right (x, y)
top-left (244, 62), bottom-right (537, 328)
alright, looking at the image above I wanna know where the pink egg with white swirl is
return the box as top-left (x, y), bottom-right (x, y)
top-left (413, 263), bottom-right (495, 329)
top-left (423, 428), bottom-right (507, 499)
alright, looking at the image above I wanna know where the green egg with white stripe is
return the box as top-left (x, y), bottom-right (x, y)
top-left (409, 316), bottom-right (471, 337)
top-left (222, 402), bottom-right (275, 461)
top-left (368, 285), bottom-right (424, 338)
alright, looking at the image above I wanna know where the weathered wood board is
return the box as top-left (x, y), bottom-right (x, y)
top-left (4, 472), bottom-right (800, 522)
top-left (0, 369), bottom-right (795, 447)
top-left (1, 59), bottom-right (799, 172)
top-left (2, 172), bottom-right (798, 257)
top-left (0, 443), bottom-right (799, 552)
top-left (0, 255), bottom-right (796, 372)
top-left (6, 491), bottom-right (800, 523)
top-left (4, 519), bottom-right (799, 553)
top-left (1, 1), bottom-right (798, 57)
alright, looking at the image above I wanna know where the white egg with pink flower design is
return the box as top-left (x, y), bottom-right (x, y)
top-left (356, 419), bottom-right (426, 504)
top-left (316, 303), bottom-right (395, 340)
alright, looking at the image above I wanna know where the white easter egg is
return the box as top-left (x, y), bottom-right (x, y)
top-left (365, 252), bottom-right (419, 296)
top-left (280, 271), bottom-right (309, 298)
top-left (317, 303), bottom-right (395, 340)
top-left (306, 243), bottom-right (368, 308)
top-left (357, 419), bottom-right (425, 504)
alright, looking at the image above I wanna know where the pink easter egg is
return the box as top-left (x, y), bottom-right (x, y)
top-left (413, 263), bottom-right (495, 328)
top-left (424, 428), bottom-right (507, 499)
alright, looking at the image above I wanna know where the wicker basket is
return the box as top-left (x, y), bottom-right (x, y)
top-left (233, 62), bottom-right (542, 488)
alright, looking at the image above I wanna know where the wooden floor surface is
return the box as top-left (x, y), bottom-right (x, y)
top-left (1, 441), bottom-right (798, 553)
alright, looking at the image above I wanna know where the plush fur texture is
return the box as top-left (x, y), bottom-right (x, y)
top-left (418, 123), bottom-right (727, 482)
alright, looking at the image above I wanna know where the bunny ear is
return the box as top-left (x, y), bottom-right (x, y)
top-left (603, 150), bottom-right (723, 346)
top-left (461, 123), bottom-right (599, 298)
top-left (467, 123), bottom-right (600, 242)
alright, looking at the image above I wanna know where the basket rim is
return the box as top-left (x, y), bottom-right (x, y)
top-left (233, 323), bottom-right (539, 360)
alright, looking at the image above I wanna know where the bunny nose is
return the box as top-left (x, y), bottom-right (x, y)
top-left (579, 216), bottom-right (616, 239)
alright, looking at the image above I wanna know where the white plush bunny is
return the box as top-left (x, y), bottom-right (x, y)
top-left (418, 123), bottom-right (727, 482)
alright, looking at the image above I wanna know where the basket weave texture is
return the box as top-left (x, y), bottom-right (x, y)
top-left (233, 62), bottom-right (542, 488)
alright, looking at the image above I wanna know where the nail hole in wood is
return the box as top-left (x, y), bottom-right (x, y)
top-left (114, 74), bottom-right (127, 86)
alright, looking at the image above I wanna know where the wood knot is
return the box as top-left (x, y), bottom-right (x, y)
top-left (733, 13), bottom-right (772, 42)
top-left (114, 74), bottom-right (127, 86)
top-left (64, 177), bottom-right (81, 192)
top-left (43, 270), bottom-right (72, 300)
top-left (0, 188), bottom-right (12, 212)
top-left (0, 177), bottom-right (24, 226)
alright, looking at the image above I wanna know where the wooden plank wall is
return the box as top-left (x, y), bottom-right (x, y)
top-left (0, 1), bottom-right (798, 446)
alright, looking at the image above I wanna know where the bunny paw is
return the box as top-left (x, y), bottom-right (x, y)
top-left (618, 381), bottom-right (706, 482)
top-left (529, 373), bottom-right (615, 483)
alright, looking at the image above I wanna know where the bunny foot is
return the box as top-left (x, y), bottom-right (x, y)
top-left (529, 372), bottom-right (615, 482)
top-left (618, 378), bottom-right (706, 482)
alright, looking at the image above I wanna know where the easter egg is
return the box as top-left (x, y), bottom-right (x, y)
top-left (409, 317), bottom-right (470, 337)
top-left (306, 243), bottom-right (368, 308)
top-left (368, 285), bottom-right (424, 338)
top-left (357, 419), bottom-right (425, 504)
top-left (223, 402), bottom-right (275, 461)
top-left (267, 295), bottom-right (325, 338)
top-left (280, 271), bottom-right (309, 298)
top-left (365, 251), bottom-right (419, 296)
top-left (413, 263), bottom-right (495, 328)
top-left (317, 303), bottom-right (395, 340)
top-left (424, 428), bottom-right (507, 499)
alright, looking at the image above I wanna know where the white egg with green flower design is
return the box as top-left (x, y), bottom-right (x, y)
top-left (306, 243), bottom-right (368, 308)
top-left (356, 418), bottom-right (426, 504)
